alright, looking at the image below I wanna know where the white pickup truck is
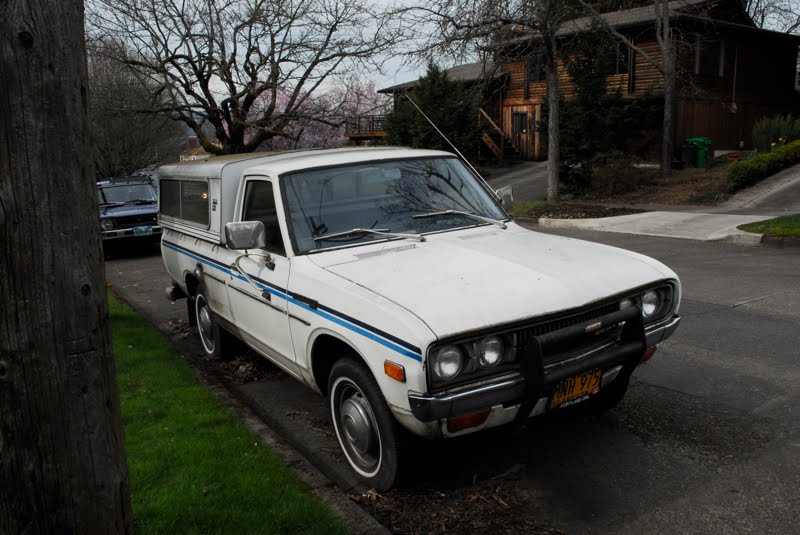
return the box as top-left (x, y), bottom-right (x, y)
top-left (158, 147), bottom-right (681, 490)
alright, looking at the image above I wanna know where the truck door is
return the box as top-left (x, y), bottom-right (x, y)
top-left (227, 176), bottom-right (297, 373)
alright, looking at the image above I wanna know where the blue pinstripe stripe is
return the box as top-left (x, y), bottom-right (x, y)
top-left (162, 241), bottom-right (423, 362)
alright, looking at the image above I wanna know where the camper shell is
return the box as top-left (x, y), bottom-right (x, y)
top-left (158, 152), bottom-right (279, 243)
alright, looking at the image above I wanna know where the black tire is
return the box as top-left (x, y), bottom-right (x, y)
top-left (194, 285), bottom-right (226, 360)
top-left (328, 358), bottom-right (404, 491)
top-left (186, 294), bottom-right (198, 327)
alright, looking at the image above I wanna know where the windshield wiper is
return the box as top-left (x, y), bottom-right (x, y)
top-left (128, 199), bottom-right (156, 204)
top-left (412, 210), bottom-right (507, 229)
top-left (313, 228), bottom-right (425, 243)
top-left (99, 201), bottom-right (126, 207)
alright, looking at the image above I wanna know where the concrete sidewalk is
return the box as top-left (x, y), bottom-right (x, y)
top-left (535, 211), bottom-right (773, 246)
top-left (531, 162), bottom-right (800, 245)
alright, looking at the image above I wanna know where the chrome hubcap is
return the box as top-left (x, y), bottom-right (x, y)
top-left (336, 383), bottom-right (379, 472)
top-left (196, 296), bottom-right (215, 352)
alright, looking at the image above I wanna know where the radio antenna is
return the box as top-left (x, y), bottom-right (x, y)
top-left (402, 90), bottom-right (485, 181)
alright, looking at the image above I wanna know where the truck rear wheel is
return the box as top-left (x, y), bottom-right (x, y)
top-left (329, 358), bottom-right (403, 491)
top-left (194, 286), bottom-right (226, 360)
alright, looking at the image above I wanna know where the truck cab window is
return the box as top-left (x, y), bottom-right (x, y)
top-left (243, 180), bottom-right (286, 256)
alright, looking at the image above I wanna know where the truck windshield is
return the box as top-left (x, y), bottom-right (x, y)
top-left (98, 184), bottom-right (157, 205)
top-left (282, 157), bottom-right (507, 253)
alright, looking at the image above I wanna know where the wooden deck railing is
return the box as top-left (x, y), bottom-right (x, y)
top-left (344, 115), bottom-right (386, 134)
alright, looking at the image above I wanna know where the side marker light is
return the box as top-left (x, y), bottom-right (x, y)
top-left (384, 360), bottom-right (406, 382)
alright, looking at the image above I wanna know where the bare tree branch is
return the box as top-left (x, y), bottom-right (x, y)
top-left (87, 0), bottom-right (403, 154)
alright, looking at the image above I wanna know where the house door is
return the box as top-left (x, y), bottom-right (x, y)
top-left (512, 111), bottom-right (528, 151)
top-left (505, 105), bottom-right (536, 160)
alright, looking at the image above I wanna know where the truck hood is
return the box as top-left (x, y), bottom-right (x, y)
top-left (309, 223), bottom-right (676, 338)
top-left (100, 202), bottom-right (157, 218)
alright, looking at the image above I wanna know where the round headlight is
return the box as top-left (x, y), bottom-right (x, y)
top-left (478, 336), bottom-right (504, 367)
top-left (432, 345), bottom-right (463, 381)
top-left (641, 290), bottom-right (660, 319)
top-left (100, 219), bottom-right (114, 231)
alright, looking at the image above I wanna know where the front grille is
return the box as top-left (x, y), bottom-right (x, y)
top-left (522, 303), bottom-right (619, 338)
top-left (517, 303), bottom-right (627, 369)
top-left (113, 214), bottom-right (158, 229)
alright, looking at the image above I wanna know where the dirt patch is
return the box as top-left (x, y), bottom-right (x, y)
top-left (351, 481), bottom-right (564, 535)
top-left (167, 316), bottom-right (284, 384)
top-left (214, 351), bottom-right (286, 383)
top-left (515, 204), bottom-right (644, 220)
top-left (587, 165), bottom-right (730, 206)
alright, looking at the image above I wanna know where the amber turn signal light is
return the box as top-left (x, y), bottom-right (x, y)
top-left (640, 346), bottom-right (657, 363)
top-left (447, 409), bottom-right (491, 433)
top-left (384, 360), bottom-right (406, 382)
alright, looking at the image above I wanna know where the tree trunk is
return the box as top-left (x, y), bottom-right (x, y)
top-left (545, 34), bottom-right (561, 201)
top-left (655, 0), bottom-right (674, 176)
top-left (0, 1), bottom-right (133, 533)
top-left (661, 69), bottom-right (675, 175)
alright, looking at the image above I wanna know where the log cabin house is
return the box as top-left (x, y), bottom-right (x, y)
top-left (352, 0), bottom-right (800, 162)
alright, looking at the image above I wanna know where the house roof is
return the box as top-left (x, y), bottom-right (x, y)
top-left (555, 0), bottom-right (711, 37)
top-left (509, 0), bottom-right (799, 43)
top-left (379, 0), bottom-right (799, 95)
top-left (378, 60), bottom-right (501, 94)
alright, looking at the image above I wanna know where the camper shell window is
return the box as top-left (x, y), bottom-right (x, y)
top-left (160, 179), bottom-right (210, 227)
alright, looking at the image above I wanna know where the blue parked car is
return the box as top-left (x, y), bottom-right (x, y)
top-left (97, 176), bottom-right (161, 242)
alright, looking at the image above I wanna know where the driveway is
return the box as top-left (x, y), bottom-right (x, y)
top-left (106, 230), bottom-right (800, 534)
top-left (723, 163), bottom-right (800, 212)
top-left (482, 161), bottom-right (549, 203)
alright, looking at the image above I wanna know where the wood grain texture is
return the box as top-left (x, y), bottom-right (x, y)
top-left (0, 1), bottom-right (133, 532)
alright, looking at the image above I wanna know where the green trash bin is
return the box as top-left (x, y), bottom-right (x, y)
top-left (686, 137), bottom-right (712, 167)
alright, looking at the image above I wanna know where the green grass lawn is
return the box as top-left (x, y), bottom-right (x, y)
top-left (737, 215), bottom-right (800, 237)
top-left (510, 201), bottom-right (547, 217)
top-left (110, 295), bottom-right (348, 534)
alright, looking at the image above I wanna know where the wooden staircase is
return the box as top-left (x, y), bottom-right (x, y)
top-left (478, 108), bottom-right (522, 162)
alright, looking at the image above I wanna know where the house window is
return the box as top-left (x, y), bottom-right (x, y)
top-left (512, 112), bottom-right (528, 135)
top-left (694, 34), bottom-right (724, 77)
top-left (527, 52), bottom-right (546, 83)
top-left (606, 43), bottom-right (630, 75)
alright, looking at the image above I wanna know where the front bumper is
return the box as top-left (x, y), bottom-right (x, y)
top-left (101, 225), bottom-right (162, 241)
top-left (409, 313), bottom-right (680, 422)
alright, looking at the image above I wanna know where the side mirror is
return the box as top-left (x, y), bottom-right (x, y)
top-left (495, 186), bottom-right (514, 210)
top-left (225, 221), bottom-right (266, 250)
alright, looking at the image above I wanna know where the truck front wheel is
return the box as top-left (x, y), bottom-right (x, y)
top-left (329, 359), bottom-right (403, 491)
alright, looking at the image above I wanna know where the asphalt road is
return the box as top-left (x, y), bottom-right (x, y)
top-left (483, 161), bottom-right (549, 203)
top-left (104, 229), bottom-right (800, 534)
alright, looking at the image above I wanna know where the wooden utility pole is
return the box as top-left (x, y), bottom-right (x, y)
top-left (0, 1), bottom-right (133, 533)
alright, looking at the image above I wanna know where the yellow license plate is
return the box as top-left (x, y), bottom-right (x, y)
top-left (550, 370), bottom-right (602, 409)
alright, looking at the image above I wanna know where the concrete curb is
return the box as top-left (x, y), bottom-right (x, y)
top-left (111, 290), bottom-right (391, 535)
top-left (761, 235), bottom-right (800, 248)
top-left (716, 232), bottom-right (764, 246)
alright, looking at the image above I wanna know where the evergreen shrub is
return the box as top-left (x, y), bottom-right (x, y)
top-left (727, 140), bottom-right (800, 192)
